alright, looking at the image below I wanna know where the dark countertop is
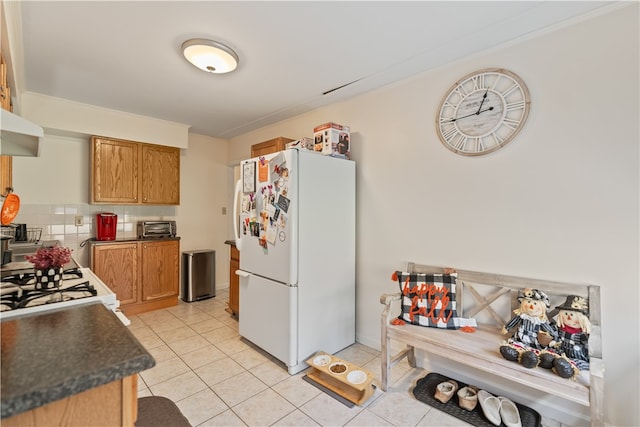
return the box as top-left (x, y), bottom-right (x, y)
top-left (224, 239), bottom-right (236, 246)
top-left (0, 302), bottom-right (155, 419)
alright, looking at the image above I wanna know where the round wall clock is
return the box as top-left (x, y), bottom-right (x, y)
top-left (436, 68), bottom-right (530, 156)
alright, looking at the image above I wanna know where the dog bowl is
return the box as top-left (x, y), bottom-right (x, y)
top-left (312, 355), bottom-right (331, 367)
top-left (347, 370), bottom-right (367, 385)
top-left (329, 362), bottom-right (348, 375)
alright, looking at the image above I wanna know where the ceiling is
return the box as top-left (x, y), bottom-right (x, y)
top-left (15, 1), bottom-right (613, 139)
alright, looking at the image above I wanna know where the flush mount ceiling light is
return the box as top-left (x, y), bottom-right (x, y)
top-left (181, 38), bottom-right (239, 74)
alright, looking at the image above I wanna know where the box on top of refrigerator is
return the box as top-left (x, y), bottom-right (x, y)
top-left (313, 122), bottom-right (351, 159)
top-left (286, 137), bottom-right (315, 151)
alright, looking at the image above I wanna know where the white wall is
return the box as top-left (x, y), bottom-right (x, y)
top-left (228, 5), bottom-right (639, 425)
top-left (22, 92), bottom-right (190, 149)
top-left (176, 133), bottom-right (230, 288)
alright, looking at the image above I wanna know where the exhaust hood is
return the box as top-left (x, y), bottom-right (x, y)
top-left (0, 108), bottom-right (44, 156)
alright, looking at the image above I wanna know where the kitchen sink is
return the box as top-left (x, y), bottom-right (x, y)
top-left (8, 242), bottom-right (43, 262)
top-left (7, 241), bottom-right (64, 262)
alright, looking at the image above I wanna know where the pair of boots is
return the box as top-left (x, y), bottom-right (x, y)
top-left (434, 380), bottom-right (478, 410)
top-left (499, 343), bottom-right (578, 379)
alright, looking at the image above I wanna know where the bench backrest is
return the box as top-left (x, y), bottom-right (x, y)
top-left (406, 262), bottom-right (602, 359)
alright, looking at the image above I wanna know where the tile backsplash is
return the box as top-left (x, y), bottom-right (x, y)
top-left (11, 204), bottom-right (176, 267)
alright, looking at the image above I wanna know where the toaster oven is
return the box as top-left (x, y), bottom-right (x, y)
top-left (137, 221), bottom-right (177, 239)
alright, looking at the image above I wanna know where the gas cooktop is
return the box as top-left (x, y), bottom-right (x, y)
top-left (0, 268), bottom-right (98, 312)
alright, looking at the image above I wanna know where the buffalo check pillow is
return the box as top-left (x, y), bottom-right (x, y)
top-left (393, 271), bottom-right (476, 330)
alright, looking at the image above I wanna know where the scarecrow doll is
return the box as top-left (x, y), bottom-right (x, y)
top-left (500, 288), bottom-right (557, 368)
top-left (538, 295), bottom-right (590, 378)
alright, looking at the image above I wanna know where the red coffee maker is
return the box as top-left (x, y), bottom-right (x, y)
top-left (96, 213), bottom-right (117, 241)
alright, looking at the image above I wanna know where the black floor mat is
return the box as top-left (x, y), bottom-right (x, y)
top-left (412, 373), bottom-right (541, 427)
top-left (303, 374), bottom-right (356, 407)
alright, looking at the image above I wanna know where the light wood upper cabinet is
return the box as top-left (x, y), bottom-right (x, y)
top-left (1, 155), bottom-right (12, 197)
top-left (91, 136), bottom-right (180, 205)
top-left (1, 54), bottom-right (11, 111)
top-left (1, 54), bottom-right (13, 197)
top-left (91, 137), bottom-right (139, 203)
top-left (250, 137), bottom-right (294, 157)
top-left (141, 144), bottom-right (180, 204)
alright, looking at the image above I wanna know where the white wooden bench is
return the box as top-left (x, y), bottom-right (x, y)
top-left (380, 262), bottom-right (603, 426)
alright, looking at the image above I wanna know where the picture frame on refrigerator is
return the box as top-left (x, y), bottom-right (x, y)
top-left (243, 161), bottom-right (256, 193)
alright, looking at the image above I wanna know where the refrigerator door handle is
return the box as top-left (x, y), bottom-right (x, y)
top-left (233, 179), bottom-right (242, 251)
top-left (236, 270), bottom-right (250, 278)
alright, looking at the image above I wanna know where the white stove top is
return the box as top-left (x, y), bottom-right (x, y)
top-left (0, 268), bottom-right (125, 323)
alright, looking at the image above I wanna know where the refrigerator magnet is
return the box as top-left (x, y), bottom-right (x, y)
top-left (258, 160), bottom-right (269, 182)
top-left (266, 224), bottom-right (277, 245)
top-left (242, 162), bottom-right (256, 193)
top-left (277, 194), bottom-right (290, 213)
top-left (279, 230), bottom-right (286, 242)
top-left (250, 220), bottom-right (260, 237)
top-left (271, 152), bottom-right (285, 172)
top-left (278, 213), bottom-right (287, 229)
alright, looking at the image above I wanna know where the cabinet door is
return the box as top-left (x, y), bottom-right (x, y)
top-left (91, 243), bottom-right (139, 305)
top-left (1, 155), bottom-right (12, 197)
top-left (140, 144), bottom-right (180, 205)
top-left (228, 245), bottom-right (240, 315)
top-left (3, 376), bottom-right (136, 427)
top-left (250, 137), bottom-right (294, 157)
top-left (141, 240), bottom-right (179, 301)
top-left (91, 137), bottom-right (139, 203)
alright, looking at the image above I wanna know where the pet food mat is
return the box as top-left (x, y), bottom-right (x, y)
top-left (303, 374), bottom-right (355, 408)
top-left (412, 373), bottom-right (541, 427)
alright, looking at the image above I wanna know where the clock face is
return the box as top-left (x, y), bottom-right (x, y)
top-left (436, 68), bottom-right (530, 156)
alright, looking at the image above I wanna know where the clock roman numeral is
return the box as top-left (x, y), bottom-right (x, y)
top-left (441, 125), bottom-right (458, 142)
top-left (505, 100), bottom-right (526, 111)
top-left (491, 132), bottom-right (505, 146)
top-left (454, 135), bottom-right (468, 150)
top-left (471, 74), bottom-right (485, 90)
top-left (503, 83), bottom-right (521, 97)
top-left (502, 117), bottom-right (521, 130)
top-left (473, 138), bottom-right (486, 153)
top-left (453, 86), bottom-right (468, 98)
top-left (490, 74), bottom-right (502, 90)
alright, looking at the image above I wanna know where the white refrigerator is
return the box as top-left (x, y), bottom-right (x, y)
top-left (233, 148), bottom-right (355, 374)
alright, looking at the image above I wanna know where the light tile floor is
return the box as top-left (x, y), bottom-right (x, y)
top-left (129, 289), bottom-right (548, 427)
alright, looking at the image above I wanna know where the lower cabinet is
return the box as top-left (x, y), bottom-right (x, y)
top-left (227, 244), bottom-right (239, 315)
top-left (91, 240), bottom-right (180, 316)
top-left (3, 375), bottom-right (137, 427)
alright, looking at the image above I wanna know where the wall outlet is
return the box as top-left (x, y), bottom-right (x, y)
top-left (75, 215), bottom-right (84, 226)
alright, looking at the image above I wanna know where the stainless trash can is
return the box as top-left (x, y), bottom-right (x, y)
top-left (182, 250), bottom-right (215, 302)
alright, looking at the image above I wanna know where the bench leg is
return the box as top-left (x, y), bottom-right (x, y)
top-left (589, 358), bottom-right (604, 427)
top-left (381, 326), bottom-right (391, 391)
top-left (406, 345), bottom-right (416, 367)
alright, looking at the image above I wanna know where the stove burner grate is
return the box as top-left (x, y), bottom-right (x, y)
top-left (1, 280), bottom-right (97, 311)
top-left (2, 268), bottom-right (83, 286)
